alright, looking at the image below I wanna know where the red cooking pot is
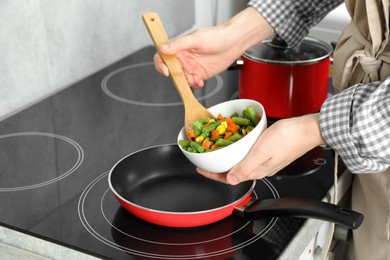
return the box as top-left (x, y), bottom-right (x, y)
top-left (237, 36), bottom-right (333, 119)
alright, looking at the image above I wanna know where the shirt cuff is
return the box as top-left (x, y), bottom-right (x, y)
top-left (248, 0), bottom-right (309, 47)
top-left (319, 86), bottom-right (388, 173)
top-left (247, 0), bottom-right (343, 48)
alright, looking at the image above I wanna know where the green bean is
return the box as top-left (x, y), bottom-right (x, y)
top-left (232, 117), bottom-right (251, 126)
top-left (190, 141), bottom-right (204, 153)
top-left (201, 123), bottom-right (218, 135)
top-left (227, 132), bottom-right (242, 142)
top-left (193, 120), bottom-right (203, 136)
top-left (205, 147), bottom-right (222, 152)
top-left (215, 139), bottom-right (234, 146)
top-left (246, 125), bottom-right (254, 132)
top-left (187, 147), bottom-right (197, 153)
top-left (178, 140), bottom-right (191, 147)
top-left (243, 106), bottom-right (260, 125)
top-left (202, 118), bottom-right (211, 124)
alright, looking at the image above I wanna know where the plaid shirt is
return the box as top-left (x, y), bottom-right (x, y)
top-left (248, 0), bottom-right (344, 47)
top-left (248, 0), bottom-right (390, 173)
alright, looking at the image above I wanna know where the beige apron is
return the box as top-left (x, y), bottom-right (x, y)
top-left (332, 0), bottom-right (390, 259)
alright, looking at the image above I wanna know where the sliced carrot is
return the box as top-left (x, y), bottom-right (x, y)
top-left (223, 132), bottom-right (232, 139)
top-left (210, 144), bottom-right (220, 149)
top-left (217, 113), bottom-right (224, 121)
top-left (226, 123), bottom-right (238, 133)
top-left (210, 129), bottom-right (219, 141)
top-left (225, 117), bottom-right (234, 124)
top-left (225, 117), bottom-right (238, 133)
top-left (187, 129), bottom-right (196, 140)
top-left (202, 139), bottom-right (211, 150)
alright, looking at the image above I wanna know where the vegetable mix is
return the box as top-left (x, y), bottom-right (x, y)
top-left (179, 105), bottom-right (261, 153)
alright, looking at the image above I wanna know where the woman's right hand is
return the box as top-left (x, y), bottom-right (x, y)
top-left (154, 7), bottom-right (275, 89)
top-left (154, 27), bottom-right (242, 89)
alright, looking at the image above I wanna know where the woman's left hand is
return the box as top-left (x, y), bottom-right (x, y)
top-left (197, 114), bottom-right (327, 185)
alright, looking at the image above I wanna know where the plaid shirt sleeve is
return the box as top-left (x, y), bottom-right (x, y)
top-left (320, 78), bottom-right (390, 173)
top-left (248, 0), bottom-right (344, 47)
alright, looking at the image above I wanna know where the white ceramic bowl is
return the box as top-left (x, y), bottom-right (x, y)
top-left (177, 99), bottom-right (267, 173)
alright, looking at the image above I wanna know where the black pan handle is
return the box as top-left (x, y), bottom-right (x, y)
top-left (236, 198), bottom-right (364, 230)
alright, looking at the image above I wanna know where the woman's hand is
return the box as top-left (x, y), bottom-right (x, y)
top-left (197, 114), bottom-right (327, 185)
top-left (154, 7), bottom-right (275, 89)
top-left (154, 27), bottom-right (242, 89)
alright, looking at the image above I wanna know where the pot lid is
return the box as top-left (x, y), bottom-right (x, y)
top-left (243, 36), bottom-right (333, 65)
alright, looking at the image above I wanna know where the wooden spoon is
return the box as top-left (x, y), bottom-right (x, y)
top-left (142, 12), bottom-right (213, 134)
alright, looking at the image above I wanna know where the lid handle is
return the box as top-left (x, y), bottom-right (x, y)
top-left (269, 36), bottom-right (288, 48)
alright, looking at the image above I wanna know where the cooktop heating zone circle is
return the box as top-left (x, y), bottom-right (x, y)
top-left (0, 132), bottom-right (84, 192)
top-left (78, 171), bottom-right (280, 259)
top-left (101, 62), bottom-right (223, 107)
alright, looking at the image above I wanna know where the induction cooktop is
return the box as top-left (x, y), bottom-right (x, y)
top-left (0, 46), bottom-right (344, 259)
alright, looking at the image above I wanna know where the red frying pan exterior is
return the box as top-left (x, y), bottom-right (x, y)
top-left (109, 144), bottom-right (363, 229)
top-left (108, 144), bottom-right (256, 228)
top-left (113, 193), bottom-right (253, 228)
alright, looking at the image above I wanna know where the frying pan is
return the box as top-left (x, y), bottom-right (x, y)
top-left (108, 144), bottom-right (363, 229)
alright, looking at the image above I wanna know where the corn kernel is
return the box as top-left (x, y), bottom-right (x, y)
top-left (216, 122), bottom-right (227, 135)
top-left (195, 135), bottom-right (205, 143)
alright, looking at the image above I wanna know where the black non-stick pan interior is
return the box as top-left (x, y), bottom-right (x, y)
top-left (110, 145), bottom-right (254, 212)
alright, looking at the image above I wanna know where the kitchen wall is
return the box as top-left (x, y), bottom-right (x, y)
top-left (0, 0), bottom-right (195, 121)
top-left (194, 1), bottom-right (350, 46)
top-left (0, 0), bottom-right (349, 122)
top-left (309, 3), bottom-right (350, 43)
top-left (194, 0), bottom-right (247, 28)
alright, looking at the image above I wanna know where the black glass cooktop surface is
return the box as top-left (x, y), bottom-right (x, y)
top-left (0, 47), bottom-right (344, 259)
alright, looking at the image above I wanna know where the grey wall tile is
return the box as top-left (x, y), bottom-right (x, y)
top-left (0, 0), bottom-right (195, 120)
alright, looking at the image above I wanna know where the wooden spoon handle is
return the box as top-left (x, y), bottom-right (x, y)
top-left (142, 12), bottom-right (195, 105)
